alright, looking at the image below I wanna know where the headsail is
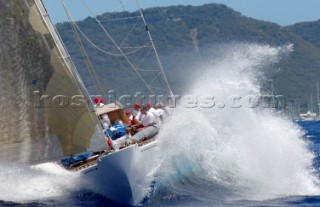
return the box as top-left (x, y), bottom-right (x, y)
top-left (0, 0), bottom-right (103, 163)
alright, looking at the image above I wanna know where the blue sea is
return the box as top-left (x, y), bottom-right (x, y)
top-left (1, 120), bottom-right (320, 207)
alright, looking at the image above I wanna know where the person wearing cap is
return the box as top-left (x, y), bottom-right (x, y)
top-left (125, 109), bottom-right (139, 126)
top-left (132, 102), bottom-right (143, 121)
top-left (93, 97), bottom-right (105, 108)
top-left (146, 102), bottom-right (156, 113)
top-left (125, 110), bottom-right (133, 122)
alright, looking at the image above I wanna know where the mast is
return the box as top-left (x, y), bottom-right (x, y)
top-left (317, 83), bottom-right (320, 115)
top-left (135, 0), bottom-right (173, 97)
top-left (310, 94), bottom-right (314, 113)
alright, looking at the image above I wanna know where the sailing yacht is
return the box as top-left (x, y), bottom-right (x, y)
top-left (299, 111), bottom-right (317, 121)
top-left (299, 94), bottom-right (318, 121)
top-left (0, 0), bottom-right (172, 205)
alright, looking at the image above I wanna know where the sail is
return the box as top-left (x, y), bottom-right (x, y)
top-left (0, 0), bottom-right (101, 163)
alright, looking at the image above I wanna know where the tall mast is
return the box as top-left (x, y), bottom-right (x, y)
top-left (135, 0), bottom-right (173, 97)
top-left (317, 83), bottom-right (320, 115)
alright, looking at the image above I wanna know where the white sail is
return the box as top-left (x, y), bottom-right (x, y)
top-left (0, 0), bottom-right (105, 163)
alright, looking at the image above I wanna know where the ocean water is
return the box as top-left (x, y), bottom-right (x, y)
top-left (1, 44), bottom-right (320, 207)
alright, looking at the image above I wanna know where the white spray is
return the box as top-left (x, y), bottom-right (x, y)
top-left (155, 43), bottom-right (320, 201)
top-left (0, 162), bottom-right (84, 202)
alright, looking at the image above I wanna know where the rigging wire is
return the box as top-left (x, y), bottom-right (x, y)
top-left (80, 0), bottom-right (156, 95)
top-left (148, 72), bottom-right (161, 86)
top-left (61, 0), bottom-right (104, 96)
top-left (60, 0), bottom-right (113, 134)
top-left (136, 47), bottom-right (152, 69)
top-left (119, 15), bottom-right (142, 47)
top-left (117, 0), bottom-right (126, 11)
top-left (65, 14), bottom-right (148, 57)
top-left (135, 0), bottom-right (173, 96)
top-left (65, 0), bottom-right (173, 96)
top-left (136, 69), bottom-right (159, 72)
top-left (99, 15), bottom-right (141, 22)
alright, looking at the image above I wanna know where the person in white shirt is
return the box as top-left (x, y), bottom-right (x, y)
top-left (139, 106), bottom-right (155, 129)
top-left (146, 102), bottom-right (163, 125)
top-left (131, 106), bottom-right (158, 142)
top-left (155, 102), bottom-right (170, 120)
top-left (146, 102), bottom-right (156, 113)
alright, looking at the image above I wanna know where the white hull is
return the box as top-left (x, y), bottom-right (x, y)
top-left (80, 140), bottom-right (158, 206)
top-left (299, 111), bottom-right (318, 121)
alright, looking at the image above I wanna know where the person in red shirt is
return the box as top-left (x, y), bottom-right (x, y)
top-left (125, 109), bottom-right (140, 135)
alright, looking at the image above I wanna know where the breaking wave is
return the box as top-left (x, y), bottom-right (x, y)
top-left (154, 43), bottom-right (320, 203)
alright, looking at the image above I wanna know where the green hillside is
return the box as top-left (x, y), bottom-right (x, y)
top-left (56, 3), bottom-right (320, 105)
top-left (287, 20), bottom-right (320, 48)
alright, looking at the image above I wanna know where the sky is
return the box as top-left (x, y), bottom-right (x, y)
top-left (43, 0), bottom-right (320, 26)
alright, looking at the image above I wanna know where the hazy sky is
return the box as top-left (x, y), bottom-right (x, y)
top-left (43, 0), bottom-right (320, 26)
